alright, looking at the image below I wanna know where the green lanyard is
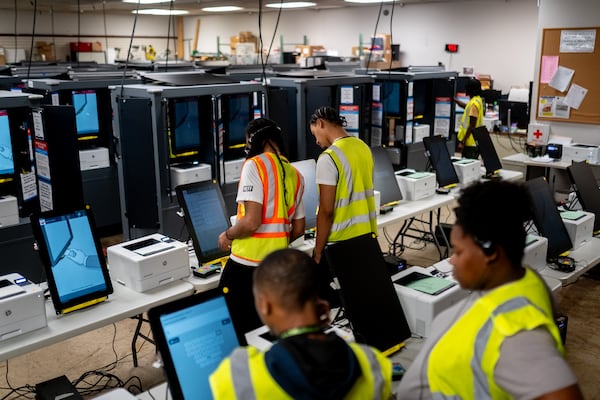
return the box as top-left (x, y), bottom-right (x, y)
top-left (279, 325), bottom-right (323, 340)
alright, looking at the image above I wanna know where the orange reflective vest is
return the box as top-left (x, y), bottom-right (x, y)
top-left (230, 152), bottom-right (303, 265)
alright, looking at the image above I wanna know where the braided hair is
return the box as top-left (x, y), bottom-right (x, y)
top-left (245, 118), bottom-right (291, 214)
top-left (309, 106), bottom-right (347, 127)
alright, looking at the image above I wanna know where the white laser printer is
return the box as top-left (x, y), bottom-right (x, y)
top-left (395, 169), bottom-right (436, 201)
top-left (452, 158), bottom-right (481, 186)
top-left (523, 235), bottom-right (549, 271)
top-left (392, 265), bottom-right (468, 338)
top-left (107, 234), bottom-right (190, 292)
top-left (79, 147), bottom-right (110, 171)
top-left (562, 143), bottom-right (600, 164)
top-left (170, 163), bottom-right (211, 188)
top-left (561, 211), bottom-right (594, 250)
top-left (0, 273), bottom-right (47, 341)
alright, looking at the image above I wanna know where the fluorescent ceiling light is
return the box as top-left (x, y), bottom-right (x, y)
top-left (344, 0), bottom-right (395, 3)
top-left (133, 8), bottom-right (189, 15)
top-left (202, 5), bottom-right (244, 11)
top-left (123, 0), bottom-right (173, 4)
top-left (266, 2), bottom-right (317, 8)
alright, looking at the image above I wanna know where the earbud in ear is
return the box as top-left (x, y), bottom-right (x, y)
top-left (475, 237), bottom-right (496, 256)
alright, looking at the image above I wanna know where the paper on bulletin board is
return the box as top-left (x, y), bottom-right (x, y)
top-left (540, 55), bottom-right (559, 84)
top-left (434, 117), bottom-right (450, 138)
top-left (560, 29), bottom-right (596, 53)
top-left (549, 66), bottom-right (574, 92)
top-left (539, 96), bottom-right (570, 119)
top-left (564, 83), bottom-right (588, 110)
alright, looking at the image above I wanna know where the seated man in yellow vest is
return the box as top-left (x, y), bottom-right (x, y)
top-left (210, 248), bottom-right (392, 399)
top-left (397, 180), bottom-right (583, 399)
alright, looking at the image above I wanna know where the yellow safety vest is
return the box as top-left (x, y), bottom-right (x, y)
top-left (322, 136), bottom-right (377, 242)
top-left (231, 152), bottom-right (303, 265)
top-left (428, 267), bottom-right (563, 399)
top-left (209, 343), bottom-right (392, 400)
top-left (457, 95), bottom-right (484, 147)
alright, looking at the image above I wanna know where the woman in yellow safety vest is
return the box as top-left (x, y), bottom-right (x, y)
top-left (309, 106), bottom-right (377, 304)
top-left (218, 118), bottom-right (305, 335)
top-left (456, 78), bottom-right (484, 159)
top-left (397, 180), bottom-right (583, 400)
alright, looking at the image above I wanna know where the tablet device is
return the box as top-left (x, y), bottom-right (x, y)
top-left (30, 205), bottom-right (113, 314)
top-left (175, 180), bottom-right (231, 265)
top-left (393, 271), bottom-right (456, 296)
top-left (148, 288), bottom-right (246, 400)
top-left (423, 135), bottom-right (460, 189)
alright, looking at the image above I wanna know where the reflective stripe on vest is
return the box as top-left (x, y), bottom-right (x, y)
top-left (458, 96), bottom-right (484, 146)
top-left (231, 153), bottom-right (302, 264)
top-left (428, 268), bottom-right (563, 399)
top-left (225, 343), bottom-right (389, 399)
top-left (358, 344), bottom-right (385, 400)
top-left (230, 348), bottom-right (256, 400)
top-left (324, 137), bottom-right (377, 242)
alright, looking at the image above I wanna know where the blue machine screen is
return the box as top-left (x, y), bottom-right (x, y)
top-left (39, 210), bottom-right (106, 303)
top-left (160, 296), bottom-right (240, 399)
top-left (173, 99), bottom-right (201, 153)
top-left (72, 90), bottom-right (100, 135)
top-left (181, 184), bottom-right (230, 260)
top-left (0, 110), bottom-right (14, 175)
top-left (227, 95), bottom-right (250, 148)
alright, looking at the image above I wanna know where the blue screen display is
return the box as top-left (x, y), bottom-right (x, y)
top-left (72, 90), bottom-right (100, 135)
top-left (160, 296), bottom-right (240, 399)
top-left (0, 110), bottom-right (14, 175)
top-left (172, 99), bottom-right (201, 155)
top-left (227, 95), bottom-right (250, 148)
top-left (39, 210), bottom-right (106, 303)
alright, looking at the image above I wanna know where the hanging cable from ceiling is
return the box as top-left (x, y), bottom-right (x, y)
top-left (120, 0), bottom-right (141, 97)
top-left (13, 0), bottom-right (18, 64)
top-left (51, 6), bottom-right (57, 61)
top-left (26, 0), bottom-right (38, 80)
top-left (264, 0), bottom-right (284, 82)
top-left (365, 0), bottom-right (385, 74)
top-left (387, 0), bottom-right (396, 77)
top-left (102, 1), bottom-right (109, 60)
top-left (165, 0), bottom-right (176, 71)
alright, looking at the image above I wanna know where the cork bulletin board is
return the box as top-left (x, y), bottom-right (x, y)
top-left (537, 27), bottom-right (600, 124)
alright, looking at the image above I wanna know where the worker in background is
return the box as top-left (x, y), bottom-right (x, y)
top-left (217, 118), bottom-right (305, 335)
top-left (396, 180), bottom-right (583, 399)
top-left (455, 77), bottom-right (484, 159)
top-left (309, 106), bottom-right (377, 304)
top-left (210, 248), bottom-right (392, 399)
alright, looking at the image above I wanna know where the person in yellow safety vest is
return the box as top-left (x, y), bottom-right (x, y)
top-left (218, 118), bottom-right (305, 336)
top-left (455, 78), bottom-right (484, 160)
top-left (309, 106), bottom-right (378, 305)
top-left (397, 180), bottom-right (583, 400)
top-left (210, 248), bottom-right (392, 400)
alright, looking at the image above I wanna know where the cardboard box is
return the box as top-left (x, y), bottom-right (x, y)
top-left (295, 45), bottom-right (326, 57)
top-left (92, 42), bottom-right (103, 52)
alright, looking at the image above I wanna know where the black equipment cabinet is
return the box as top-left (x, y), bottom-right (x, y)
top-left (367, 71), bottom-right (458, 169)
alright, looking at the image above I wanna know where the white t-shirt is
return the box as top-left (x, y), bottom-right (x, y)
top-left (396, 292), bottom-right (577, 399)
top-left (316, 152), bottom-right (338, 186)
top-left (236, 159), bottom-right (305, 219)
